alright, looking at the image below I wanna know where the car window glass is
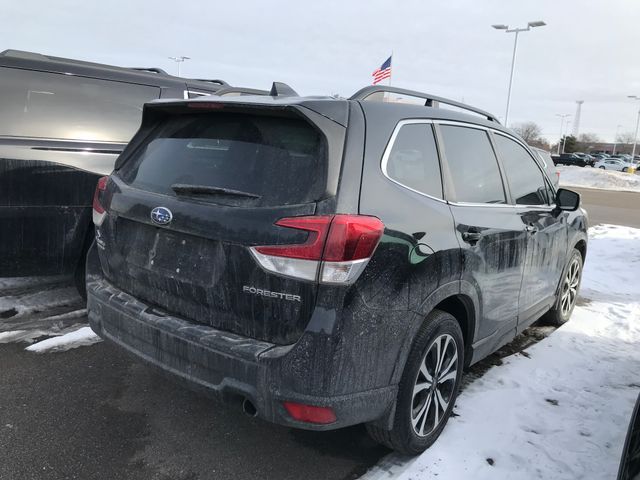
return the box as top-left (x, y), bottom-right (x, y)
top-left (494, 134), bottom-right (551, 205)
top-left (118, 112), bottom-right (327, 207)
top-left (0, 67), bottom-right (159, 142)
top-left (385, 123), bottom-right (443, 198)
top-left (439, 125), bottom-right (506, 204)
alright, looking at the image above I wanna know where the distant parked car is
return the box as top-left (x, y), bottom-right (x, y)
top-left (556, 153), bottom-right (595, 167)
top-left (0, 49), bottom-right (227, 294)
top-left (595, 158), bottom-right (635, 172)
top-left (590, 153), bottom-right (610, 160)
top-left (531, 147), bottom-right (560, 188)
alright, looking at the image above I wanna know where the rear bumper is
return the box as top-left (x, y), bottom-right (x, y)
top-left (86, 246), bottom-right (395, 430)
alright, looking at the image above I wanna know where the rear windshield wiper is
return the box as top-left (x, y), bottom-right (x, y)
top-left (171, 184), bottom-right (261, 199)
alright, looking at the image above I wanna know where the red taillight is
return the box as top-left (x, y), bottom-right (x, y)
top-left (323, 215), bottom-right (385, 262)
top-left (187, 102), bottom-right (225, 109)
top-left (250, 215), bottom-right (384, 284)
top-left (283, 402), bottom-right (337, 425)
top-left (92, 176), bottom-right (108, 226)
top-left (254, 216), bottom-right (332, 260)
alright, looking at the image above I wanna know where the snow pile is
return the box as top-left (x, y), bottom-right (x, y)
top-left (25, 326), bottom-right (101, 353)
top-left (363, 224), bottom-right (640, 480)
top-left (558, 165), bottom-right (640, 192)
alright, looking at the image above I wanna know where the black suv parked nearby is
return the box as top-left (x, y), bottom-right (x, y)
top-left (553, 153), bottom-right (595, 167)
top-left (0, 50), bottom-right (227, 293)
top-left (87, 85), bottom-right (588, 454)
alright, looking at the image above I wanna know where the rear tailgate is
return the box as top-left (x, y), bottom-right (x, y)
top-left (96, 101), bottom-right (347, 344)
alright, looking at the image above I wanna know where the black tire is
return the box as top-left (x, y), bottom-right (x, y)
top-left (623, 167), bottom-right (628, 172)
top-left (73, 226), bottom-right (95, 302)
top-left (366, 309), bottom-right (464, 455)
top-left (74, 259), bottom-right (87, 301)
top-left (599, 166), bottom-right (606, 169)
top-left (544, 248), bottom-right (583, 326)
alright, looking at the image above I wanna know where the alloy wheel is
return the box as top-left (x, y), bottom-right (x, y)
top-left (560, 256), bottom-right (581, 317)
top-left (410, 333), bottom-right (458, 437)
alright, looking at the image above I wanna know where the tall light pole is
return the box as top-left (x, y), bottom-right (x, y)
top-left (613, 124), bottom-right (623, 155)
top-left (555, 113), bottom-right (571, 155)
top-left (168, 56), bottom-right (190, 76)
top-left (562, 121), bottom-right (572, 154)
top-left (492, 21), bottom-right (546, 127)
top-left (628, 96), bottom-right (640, 159)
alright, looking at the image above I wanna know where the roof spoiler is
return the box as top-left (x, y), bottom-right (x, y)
top-left (269, 82), bottom-right (298, 97)
top-left (214, 87), bottom-right (270, 96)
top-left (213, 83), bottom-right (298, 98)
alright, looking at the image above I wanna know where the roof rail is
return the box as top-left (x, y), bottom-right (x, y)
top-left (130, 67), bottom-right (169, 75)
top-left (192, 79), bottom-right (229, 86)
top-left (350, 86), bottom-right (500, 124)
top-left (215, 87), bottom-right (270, 97)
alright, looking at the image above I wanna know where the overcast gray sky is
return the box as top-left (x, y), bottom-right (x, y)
top-left (4, 0), bottom-right (640, 143)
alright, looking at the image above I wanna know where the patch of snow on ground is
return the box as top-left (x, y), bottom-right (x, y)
top-left (0, 284), bottom-right (80, 320)
top-left (558, 165), bottom-right (640, 192)
top-left (363, 224), bottom-right (640, 480)
top-left (0, 276), bottom-right (96, 351)
top-left (25, 326), bottom-right (101, 353)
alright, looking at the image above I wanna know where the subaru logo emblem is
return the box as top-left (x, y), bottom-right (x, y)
top-left (150, 206), bottom-right (173, 226)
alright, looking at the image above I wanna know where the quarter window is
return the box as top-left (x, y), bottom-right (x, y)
top-left (384, 123), bottom-right (443, 199)
top-left (439, 125), bottom-right (506, 204)
top-left (494, 134), bottom-right (551, 205)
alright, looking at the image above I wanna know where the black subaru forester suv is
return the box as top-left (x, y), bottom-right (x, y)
top-left (87, 85), bottom-right (588, 455)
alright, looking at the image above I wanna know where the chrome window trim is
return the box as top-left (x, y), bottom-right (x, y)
top-left (381, 118), bottom-right (561, 209)
top-left (448, 200), bottom-right (557, 211)
top-left (446, 201), bottom-right (515, 208)
top-left (380, 119), bottom-right (447, 204)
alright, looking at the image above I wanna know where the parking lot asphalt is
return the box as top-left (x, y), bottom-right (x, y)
top-left (0, 340), bottom-right (389, 480)
top-left (572, 187), bottom-right (640, 228)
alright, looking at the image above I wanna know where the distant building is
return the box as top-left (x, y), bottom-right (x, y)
top-left (580, 142), bottom-right (636, 155)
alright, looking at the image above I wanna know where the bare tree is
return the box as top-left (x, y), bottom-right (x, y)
top-left (616, 131), bottom-right (637, 145)
top-left (577, 133), bottom-right (601, 143)
top-left (512, 122), bottom-right (542, 144)
top-left (530, 139), bottom-right (551, 150)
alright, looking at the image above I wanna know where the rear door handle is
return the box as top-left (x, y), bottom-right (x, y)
top-left (462, 231), bottom-right (482, 244)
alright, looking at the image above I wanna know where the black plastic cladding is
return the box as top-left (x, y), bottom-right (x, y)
top-left (87, 93), bottom-right (588, 432)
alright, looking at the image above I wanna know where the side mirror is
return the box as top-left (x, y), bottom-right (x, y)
top-left (556, 188), bottom-right (580, 211)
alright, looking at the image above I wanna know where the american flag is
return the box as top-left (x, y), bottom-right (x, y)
top-left (372, 56), bottom-right (392, 85)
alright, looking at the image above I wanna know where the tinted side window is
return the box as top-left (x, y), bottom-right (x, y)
top-left (494, 134), bottom-right (550, 205)
top-left (439, 125), bottom-right (506, 204)
top-left (384, 123), bottom-right (443, 198)
top-left (0, 67), bottom-right (159, 142)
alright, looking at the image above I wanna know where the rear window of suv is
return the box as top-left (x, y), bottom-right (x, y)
top-left (118, 112), bottom-right (327, 206)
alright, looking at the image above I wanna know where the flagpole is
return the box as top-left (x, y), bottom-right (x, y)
top-left (388, 51), bottom-right (393, 87)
